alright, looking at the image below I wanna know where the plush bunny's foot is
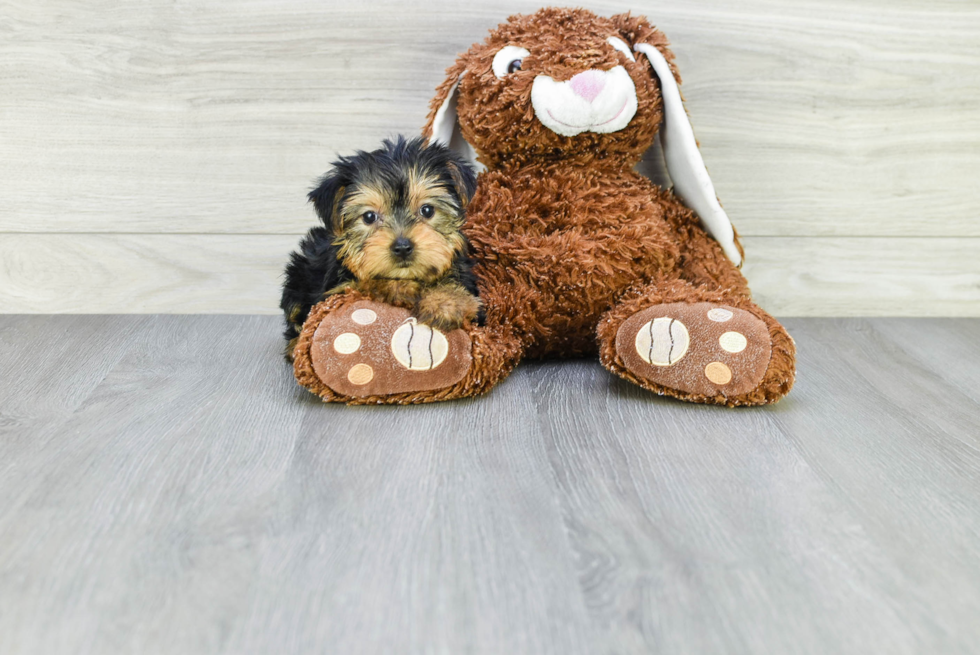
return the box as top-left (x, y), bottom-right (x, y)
top-left (295, 298), bottom-right (473, 402)
top-left (612, 302), bottom-right (776, 404)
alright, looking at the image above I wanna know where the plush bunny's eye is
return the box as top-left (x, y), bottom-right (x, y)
top-left (607, 36), bottom-right (636, 62)
top-left (492, 45), bottom-right (530, 79)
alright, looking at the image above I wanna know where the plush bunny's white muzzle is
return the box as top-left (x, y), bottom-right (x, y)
top-left (531, 66), bottom-right (638, 137)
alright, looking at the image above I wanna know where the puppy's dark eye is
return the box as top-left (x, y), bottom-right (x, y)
top-left (419, 204), bottom-right (435, 219)
top-left (362, 211), bottom-right (378, 225)
top-left (507, 59), bottom-right (522, 74)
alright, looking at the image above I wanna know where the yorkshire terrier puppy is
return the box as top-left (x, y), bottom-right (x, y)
top-left (280, 136), bottom-right (482, 357)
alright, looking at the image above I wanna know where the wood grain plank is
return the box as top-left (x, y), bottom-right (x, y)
top-left (230, 364), bottom-right (596, 654)
top-left (0, 315), bottom-right (149, 433)
top-left (1, 315), bottom-right (980, 652)
top-left (0, 315), bottom-right (311, 654)
top-left (768, 317), bottom-right (980, 650)
top-left (0, 233), bottom-right (299, 314)
top-left (0, 315), bottom-right (152, 486)
top-left (661, 2), bottom-right (980, 239)
top-left (871, 318), bottom-right (980, 406)
top-left (741, 237), bottom-right (980, 316)
top-left (532, 358), bottom-right (931, 653)
top-left (0, 314), bottom-right (595, 654)
top-left (1, 234), bottom-right (977, 316)
top-left (0, 0), bottom-right (976, 236)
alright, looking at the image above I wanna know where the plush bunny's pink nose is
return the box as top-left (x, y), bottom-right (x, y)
top-left (569, 70), bottom-right (606, 103)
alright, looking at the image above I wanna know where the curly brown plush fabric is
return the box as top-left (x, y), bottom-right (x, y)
top-left (294, 8), bottom-right (796, 406)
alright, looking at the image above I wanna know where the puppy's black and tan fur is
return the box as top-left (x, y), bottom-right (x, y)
top-left (281, 136), bottom-right (482, 357)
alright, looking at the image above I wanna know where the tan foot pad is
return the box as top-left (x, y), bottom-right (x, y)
top-left (615, 302), bottom-right (771, 397)
top-left (310, 301), bottom-right (472, 398)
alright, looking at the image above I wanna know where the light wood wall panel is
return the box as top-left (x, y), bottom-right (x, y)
top-left (0, 235), bottom-right (297, 315)
top-left (1, 0), bottom-right (977, 314)
top-left (1, 235), bottom-right (977, 316)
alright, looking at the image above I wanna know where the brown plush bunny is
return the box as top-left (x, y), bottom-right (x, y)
top-left (292, 7), bottom-right (796, 406)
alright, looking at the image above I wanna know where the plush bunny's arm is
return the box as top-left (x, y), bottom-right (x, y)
top-left (634, 43), bottom-right (741, 266)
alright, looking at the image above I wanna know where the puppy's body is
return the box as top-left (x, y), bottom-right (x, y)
top-left (281, 136), bottom-right (481, 356)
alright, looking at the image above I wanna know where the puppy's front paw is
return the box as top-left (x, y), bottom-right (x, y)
top-left (415, 287), bottom-right (482, 332)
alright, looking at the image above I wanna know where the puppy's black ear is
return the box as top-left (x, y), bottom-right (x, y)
top-left (445, 158), bottom-right (478, 208)
top-left (308, 173), bottom-right (346, 236)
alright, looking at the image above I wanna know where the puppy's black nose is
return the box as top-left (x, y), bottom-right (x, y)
top-left (391, 236), bottom-right (414, 259)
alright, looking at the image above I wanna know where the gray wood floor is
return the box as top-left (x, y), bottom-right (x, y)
top-left (1, 315), bottom-right (978, 654)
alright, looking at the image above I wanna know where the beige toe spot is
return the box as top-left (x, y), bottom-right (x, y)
top-left (391, 318), bottom-right (449, 370)
top-left (705, 362), bottom-right (732, 385)
top-left (707, 308), bottom-right (734, 322)
top-left (634, 317), bottom-right (690, 366)
top-left (719, 331), bottom-right (747, 353)
top-left (333, 332), bottom-right (361, 354)
top-left (351, 308), bottom-right (377, 325)
top-left (347, 363), bottom-right (374, 385)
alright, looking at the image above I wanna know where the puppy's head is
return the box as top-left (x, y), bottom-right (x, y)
top-left (309, 136), bottom-right (477, 283)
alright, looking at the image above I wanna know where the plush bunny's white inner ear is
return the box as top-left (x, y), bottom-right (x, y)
top-left (634, 43), bottom-right (741, 266)
top-left (430, 73), bottom-right (485, 174)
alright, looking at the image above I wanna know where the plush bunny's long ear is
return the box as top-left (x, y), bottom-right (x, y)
top-left (427, 73), bottom-right (485, 174)
top-left (634, 43), bottom-right (741, 266)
